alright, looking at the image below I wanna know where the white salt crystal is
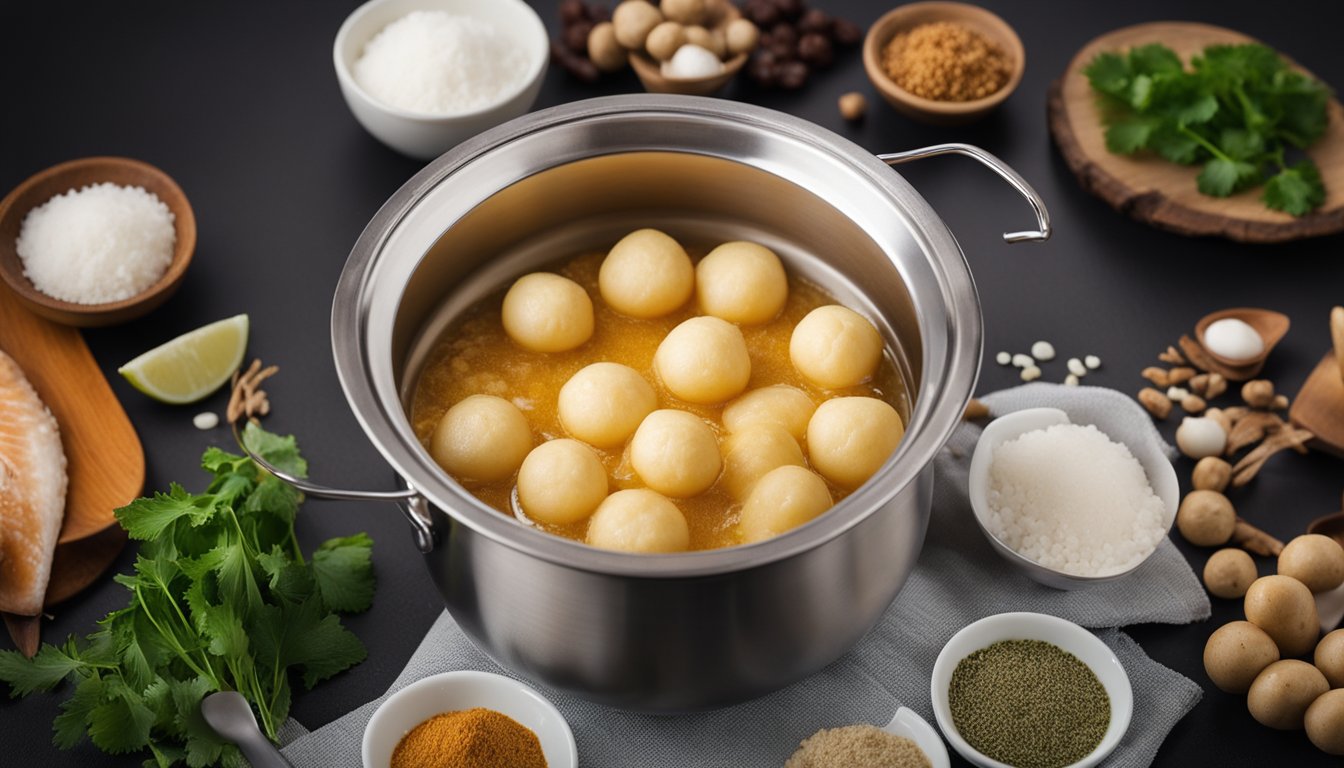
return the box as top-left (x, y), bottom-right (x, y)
top-left (986, 423), bottom-right (1166, 577)
top-left (16, 183), bottom-right (175, 305)
top-left (353, 11), bottom-right (531, 115)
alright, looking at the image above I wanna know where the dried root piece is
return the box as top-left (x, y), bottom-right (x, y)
top-left (964, 399), bottom-right (989, 420)
top-left (1233, 517), bottom-right (1285, 557)
top-left (1230, 428), bottom-right (1314, 487)
top-left (1205, 373), bottom-right (1228, 399)
top-left (1138, 387), bottom-right (1172, 419)
top-left (1241, 379), bottom-right (1275, 409)
top-left (1168, 366), bottom-right (1197, 385)
top-left (1159, 345), bottom-right (1187, 365)
top-left (1225, 411), bottom-right (1285, 455)
top-left (227, 359), bottom-right (280, 424)
top-left (1178, 335), bottom-right (1217, 373)
top-left (1142, 367), bottom-right (1171, 387)
top-left (1270, 394), bottom-right (1289, 411)
top-left (1181, 394), bottom-right (1207, 414)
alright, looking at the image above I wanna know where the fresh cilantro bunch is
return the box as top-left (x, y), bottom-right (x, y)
top-left (0, 424), bottom-right (374, 767)
top-left (1085, 42), bottom-right (1330, 215)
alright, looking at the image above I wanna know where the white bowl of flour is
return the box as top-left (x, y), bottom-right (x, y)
top-left (333, 0), bottom-right (548, 160)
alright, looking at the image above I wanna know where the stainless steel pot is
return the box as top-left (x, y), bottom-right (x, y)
top-left (248, 95), bottom-right (1049, 711)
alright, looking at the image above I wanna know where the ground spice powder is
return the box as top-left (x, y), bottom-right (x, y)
top-left (390, 707), bottom-right (548, 768)
top-left (784, 723), bottom-right (931, 768)
top-left (881, 21), bottom-right (1011, 101)
top-left (948, 640), bottom-right (1110, 768)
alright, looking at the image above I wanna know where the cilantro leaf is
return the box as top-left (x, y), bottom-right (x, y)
top-left (1263, 160), bottom-right (1326, 215)
top-left (312, 534), bottom-right (375, 613)
top-left (0, 644), bottom-right (83, 696)
top-left (116, 484), bottom-right (215, 541)
top-left (1104, 117), bottom-right (1156, 154)
top-left (89, 677), bottom-right (155, 754)
top-left (1197, 158), bottom-right (1262, 197)
top-left (1084, 51), bottom-right (1130, 97)
top-left (52, 673), bottom-right (102, 749)
top-left (290, 607), bottom-right (367, 689)
top-left (1128, 43), bottom-right (1183, 77)
top-left (242, 423), bottom-right (308, 478)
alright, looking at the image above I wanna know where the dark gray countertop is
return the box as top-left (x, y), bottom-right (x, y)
top-left (2, 0), bottom-right (1341, 765)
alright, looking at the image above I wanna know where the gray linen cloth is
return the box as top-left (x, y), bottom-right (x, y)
top-left (281, 384), bottom-right (1211, 767)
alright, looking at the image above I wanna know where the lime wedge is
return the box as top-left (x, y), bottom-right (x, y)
top-left (118, 314), bottom-right (249, 404)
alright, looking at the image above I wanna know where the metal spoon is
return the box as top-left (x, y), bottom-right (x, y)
top-left (200, 691), bottom-right (295, 768)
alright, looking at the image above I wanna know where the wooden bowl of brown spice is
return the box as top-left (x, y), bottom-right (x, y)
top-left (862, 2), bottom-right (1024, 125)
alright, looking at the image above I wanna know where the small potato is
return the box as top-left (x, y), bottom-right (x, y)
top-left (1317, 630), bottom-right (1344, 689)
top-left (558, 362), bottom-right (657, 447)
top-left (719, 425), bottom-right (805, 499)
top-left (612, 0), bottom-right (664, 49)
top-left (629, 409), bottom-right (721, 497)
top-left (1203, 621), bottom-right (1279, 694)
top-left (654, 316), bottom-right (751, 404)
top-left (722, 385), bottom-right (815, 443)
top-left (790, 305), bottom-right (883, 390)
top-left (1278, 534), bottom-right (1344, 593)
top-left (1203, 548), bottom-right (1257, 599)
top-left (807, 397), bottom-right (904, 489)
top-left (1176, 490), bottom-right (1235, 547)
top-left (587, 22), bottom-right (628, 72)
top-left (586, 488), bottom-right (689, 553)
top-left (1245, 575), bottom-right (1320, 658)
top-left (517, 439), bottom-right (608, 525)
top-left (430, 395), bottom-right (532, 483)
top-left (599, 228), bottom-right (694, 318)
top-left (1247, 659), bottom-right (1329, 730)
top-left (501, 272), bottom-right (594, 352)
top-left (1306, 689), bottom-right (1344, 755)
top-left (694, 241), bottom-right (788, 325)
top-left (739, 465), bottom-right (832, 543)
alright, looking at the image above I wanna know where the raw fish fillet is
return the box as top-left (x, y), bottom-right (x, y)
top-left (0, 350), bottom-right (67, 616)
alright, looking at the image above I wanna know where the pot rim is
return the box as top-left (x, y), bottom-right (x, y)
top-left (331, 94), bottom-right (982, 578)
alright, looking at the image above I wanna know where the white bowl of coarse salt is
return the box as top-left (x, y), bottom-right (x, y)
top-left (967, 406), bottom-right (1179, 590)
top-left (333, 0), bottom-right (549, 160)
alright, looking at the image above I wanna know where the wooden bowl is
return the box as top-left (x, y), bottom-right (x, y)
top-left (629, 51), bottom-right (748, 95)
top-left (862, 2), bottom-right (1023, 125)
top-left (0, 157), bottom-right (195, 327)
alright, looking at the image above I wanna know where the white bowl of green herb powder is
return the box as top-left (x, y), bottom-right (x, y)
top-left (930, 612), bottom-right (1133, 768)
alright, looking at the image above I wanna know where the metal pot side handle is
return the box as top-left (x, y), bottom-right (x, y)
top-left (231, 421), bottom-right (438, 553)
top-left (879, 143), bottom-right (1052, 244)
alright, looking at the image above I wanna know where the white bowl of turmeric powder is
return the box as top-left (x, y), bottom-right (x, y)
top-left (333, 0), bottom-right (549, 160)
top-left (362, 670), bottom-right (577, 768)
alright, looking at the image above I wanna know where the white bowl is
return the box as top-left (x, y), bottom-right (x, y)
top-left (881, 706), bottom-right (951, 768)
top-left (930, 612), bottom-right (1133, 768)
top-left (333, 0), bottom-right (548, 160)
top-left (967, 406), bottom-right (1179, 589)
top-left (361, 670), bottom-right (577, 768)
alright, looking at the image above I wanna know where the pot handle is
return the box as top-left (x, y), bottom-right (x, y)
top-left (878, 143), bottom-right (1051, 244)
top-left (231, 422), bottom-right (438, 553)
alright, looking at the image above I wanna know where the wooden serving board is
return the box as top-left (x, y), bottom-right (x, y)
top-left (1048, 22), bottom-right (1344, 243)
top-left (0, 284), bottom-right (142, 653)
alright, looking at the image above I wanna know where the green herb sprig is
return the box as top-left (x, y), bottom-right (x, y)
top-left (1085, 42), bottom-right (1330, 215)
top-left (0, 424), bottom-right (374, 767)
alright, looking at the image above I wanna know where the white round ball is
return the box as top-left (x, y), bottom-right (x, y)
top-left (695, 241), bottom-right (788, 325)
top-left (501, 272), bottom-right (594, 353)
top-left (720, 425), bottom-right (805, 499)
top-left (807, 397), bottom-right (904, 489)
top-left (516, 439), bottom-right (609, 525)
top-left (586, 489), bottom-right (690, 553)
top-left (654, 316), bottom-right (751, 404)
top-left (430, 395), bottom-right (532, 483)
top-left (1176, 417), bottom-right (1227, 459)
top-left (598, 228), bottom-right (694, 318)
top-left (722, 385), bottom-right (815, 442)
top-left (558, 363), bottom-right (657, 447)
top-left (629, 409), bottom-right (721, 497)
top-left (739, 465), bottom-right (833, 543)
top-left (789, 305), bottom-right (883, 389)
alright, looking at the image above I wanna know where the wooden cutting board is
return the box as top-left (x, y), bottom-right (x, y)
top-left (0, 284), bottom-right (142, 654)
top-left (1048, 22), bottom-right (1344, 243)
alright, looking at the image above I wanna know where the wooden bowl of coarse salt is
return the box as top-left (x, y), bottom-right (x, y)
top-left (0, 156), bottom-right (195, 327)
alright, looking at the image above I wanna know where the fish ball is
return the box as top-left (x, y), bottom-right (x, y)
top-left (1306, 689), bottom-right (1344, 755)
top-left (516, 439), bottom-right (608, 525)
top-left (598, 228), bottom-right (694, 318)
top-left (695, 241), bottom-right (788, 325)
top-left (1245, 575), bottom-right (1320, 658)
top-left (629, 409), bottom-right (721, 497)
top-left (807, 396), bottom-right (903, 489)
top-left (1278, 534), bottom-right (1344, 593)
top-left (430, 395), bottom-right (532, 482)
top-left (1203, 621), bottom-right (1280, 694)
top-left (654, 316), bottom-right (750, 404)
top-left (720, 425), bottom-right (805, 499)
top-left (722, 385), bottom-right (815, 442)
top-left (1247, 659), bottom-right (1328, 730)
top-left (586, 489), bottom-right (689, 553)
top-left (501, 272), bottom-right (594, 353)
top-left (558, 363), bottom-right (657, 447)
top-left (790, 305), bottom-right (882, 389)
top-left (739, 465), bottom-right (832, 543)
